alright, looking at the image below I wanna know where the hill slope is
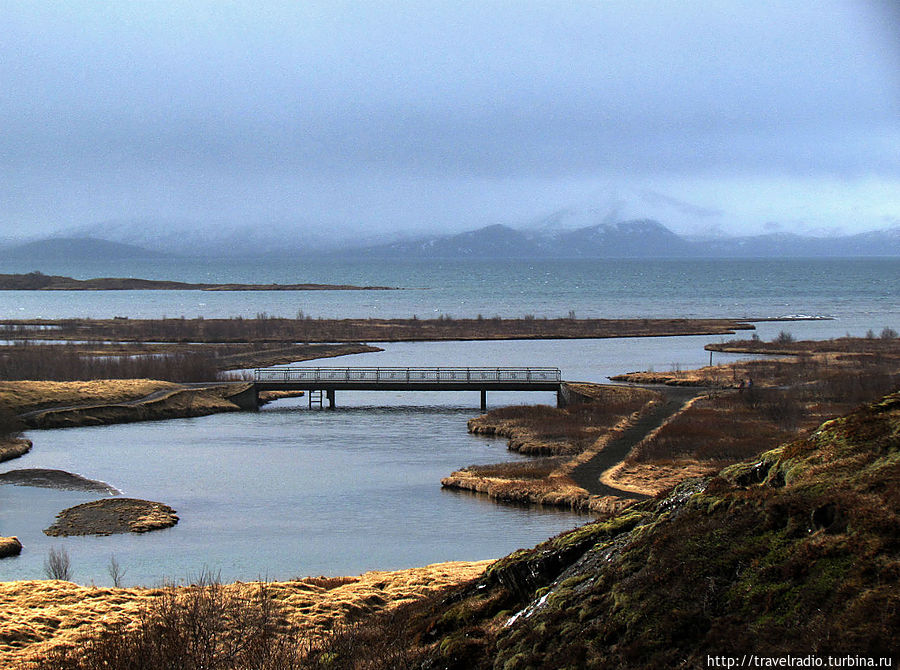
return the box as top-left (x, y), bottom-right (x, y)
top-left (406, 391), bottom-right (900, 667)
top-left (0, 237), bottom-right (168, 263)
top-left (348, 221), bottom-right (900, 259)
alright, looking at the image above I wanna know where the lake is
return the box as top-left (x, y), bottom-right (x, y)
top-left (0, 257), bottom-right (897, 585)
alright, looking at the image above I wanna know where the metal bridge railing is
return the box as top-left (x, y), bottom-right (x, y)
top-left (253, 366), bottom-right (561, 384)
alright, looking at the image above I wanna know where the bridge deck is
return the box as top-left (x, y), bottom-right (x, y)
top-left (253, 367), bottom-right (562, 409)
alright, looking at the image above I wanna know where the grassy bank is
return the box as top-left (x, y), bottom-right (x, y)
top-left (0, 380), bottom-right (181, 415)
top-left (0, 438), bottom-right (32, 462)
top-left (0, 561), bottom-right (490, 668)
top-left (443, 384), bottom-right (661, 512)
top-left (8, 382), bottom-right (254, 429)
top-left (602, 335), bottom-right (900, 496)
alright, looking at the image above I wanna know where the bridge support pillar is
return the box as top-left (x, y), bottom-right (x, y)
top-left (327, 389), bottom-right (335, 410)
top-left (480, 389), bottom-right (487, 412)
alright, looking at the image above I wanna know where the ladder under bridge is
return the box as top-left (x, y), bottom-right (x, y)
top-left (253, 366), bottom-right (564, 410)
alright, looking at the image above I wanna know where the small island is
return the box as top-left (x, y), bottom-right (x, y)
top-left (44, 498), bottom-right (179, 536)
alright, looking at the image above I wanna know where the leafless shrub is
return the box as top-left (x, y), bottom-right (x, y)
top-left (774, 330), bottom-right (795, 344)
top-left (44, 546), bottom-right (72, 581)
top-left (33, 573), bottom-right (303, 670)
top-left (1, 315), bottom-right (755, 345)
top-left (107, 555), bottom-right (126, 588)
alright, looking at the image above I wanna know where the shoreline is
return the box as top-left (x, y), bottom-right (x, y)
top-left (0, 438), bottom-right (31, 463)
top-left (12, 382), bottom-right (254, 429)
top-left (441, 383), bottom-right (666, 514)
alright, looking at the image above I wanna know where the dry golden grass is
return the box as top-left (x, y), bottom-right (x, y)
top-left (601, 460), bottom-right (718, 496)
top-left (0, 380), bottom-right (179, 415)
top-left (16, 383), bottom-right (252, 429)
top-left (612, 347), bottom-right (900, 391)
top-left (0, 438), bottom-right (31, 462)
top-left (258, 389), bottom-right (306, 403)
top-left (0, 560), bottom-right (490, 668)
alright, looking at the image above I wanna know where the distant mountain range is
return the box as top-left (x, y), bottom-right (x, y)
top-left (346, 220), bottom-right (900, 259)
top-left (1, 221), bottom-right (899, 263)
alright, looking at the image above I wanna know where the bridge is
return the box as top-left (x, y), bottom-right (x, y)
top-left (253, 366), bottom-right (563, 410)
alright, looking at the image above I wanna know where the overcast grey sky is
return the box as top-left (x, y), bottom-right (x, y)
top-left (2, 0), bottom-right (898, 240)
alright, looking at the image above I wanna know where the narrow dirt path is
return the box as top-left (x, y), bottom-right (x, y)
top-left (570, 385), bottom-right (704, 499)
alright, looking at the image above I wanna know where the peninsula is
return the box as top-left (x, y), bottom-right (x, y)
top-left (0, 272), bottom-right (397, 291)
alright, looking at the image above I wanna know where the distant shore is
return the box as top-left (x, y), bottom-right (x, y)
top-left (2, 315), bottom-right (764, 343)
top-left (0, 272), bottom-right (398, 291)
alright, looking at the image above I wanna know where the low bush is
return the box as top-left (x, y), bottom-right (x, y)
top-left (43, 547), bottom-right (72, 581)
top-left (30, 573), bottom-right (445, 670)
top-left (0, 343), bottom-right (220, 383)
top-left (32, 575), bottom-right (301, 670)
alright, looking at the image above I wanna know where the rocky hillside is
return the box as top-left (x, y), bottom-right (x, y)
top-left (409, 391), bottom-right (900, 668)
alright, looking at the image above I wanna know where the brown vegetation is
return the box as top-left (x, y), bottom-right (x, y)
top-left (0, 380), bottom-right (180, 415)
top-left (614, 334), bottom-right (900, 388)
top-left (607, 337), bottom-right (900, 495)
top-left (706, 331), bottom-right (899, 356)
top-left (1, 315), bottom-right (757, 344)
top-left (0, 561), bottom-right (490, 668)
top-left (0, 342), bottom-right (380, 383)
top-left (0, 537), bottom-right (23, 559)
top-left (444, 384), bottom-right (661, 511)
top-left (18, 384), bottom-right (252, 429)
top-left (467, 387), bottom-right (655, 456)
top-left (0, 438), bottom-right (32, 462)
top-left (44, 499), bottom-right (179, 536)
top-left (0, 401), bottom-right (30, 461)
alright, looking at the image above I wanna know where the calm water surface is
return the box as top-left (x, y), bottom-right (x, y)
top-left (2, 258), bottom-right (897, 332)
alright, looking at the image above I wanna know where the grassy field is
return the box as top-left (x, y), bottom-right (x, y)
top-left (0, 380), bottom-right (180, 415)
top-left (604, 335), bottom-right (900, 495)
top-left (0, 561), bottom-right (490, 668)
